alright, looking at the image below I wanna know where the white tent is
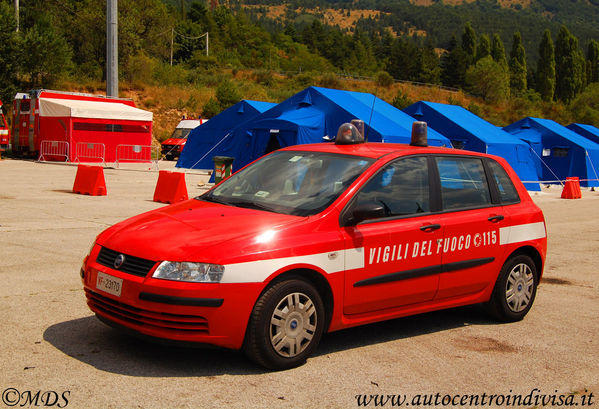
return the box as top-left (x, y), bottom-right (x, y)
top-left (39, 98), bottom-right (153, 121)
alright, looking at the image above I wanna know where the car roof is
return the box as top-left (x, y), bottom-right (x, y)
top-left (279, 142), bottom-right (478, 160)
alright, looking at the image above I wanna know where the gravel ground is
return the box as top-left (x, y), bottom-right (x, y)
top-left (0, 159), bottom-right (597, 409)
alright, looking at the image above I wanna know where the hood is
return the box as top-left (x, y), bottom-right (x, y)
top-left (162, 138), bottom-right (186, 146)
top-left (96, 199), bottom-right (302, 263)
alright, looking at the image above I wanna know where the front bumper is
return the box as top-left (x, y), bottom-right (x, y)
top-left (82, 255), bottom-right (263, 350)
top-left (161, 145), bottom-right (182, 156)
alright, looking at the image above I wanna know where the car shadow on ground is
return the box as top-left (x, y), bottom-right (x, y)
top-left (43, 305), bottom-right (492, 377)
top-left (316, 304), bottom-right (491, 357)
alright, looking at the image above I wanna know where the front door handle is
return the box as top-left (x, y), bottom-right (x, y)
top-left (488, 215), bottom-right (505, 223)
top-left (420, 224), bottom-right (441, 232)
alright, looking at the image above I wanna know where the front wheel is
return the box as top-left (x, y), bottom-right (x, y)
top-left (487, 254), bottom-right (538, 322)
top-left (244, 279), bottom-right (325, 370)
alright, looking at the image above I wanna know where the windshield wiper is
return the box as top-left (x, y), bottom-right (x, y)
top-left (199, 195), bottom-right (277, 213)
top-left (226, 198), bottom-right (277, 213)
top-left (198, 194), bottom-right (229, 205)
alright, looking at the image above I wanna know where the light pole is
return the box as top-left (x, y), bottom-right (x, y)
top-left (107, 0), bottom-right (118, 97)
top-left (14, 0), bottom-right (19, 32)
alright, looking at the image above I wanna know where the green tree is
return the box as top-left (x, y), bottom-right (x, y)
top-left (587, 40), bottom-right (599, 84)
top-left (555, 25), bottom-right (585, 103)
top-left (345, 29), bottom-right (379, 75)
top-left (0, 2), bottom-right (20, 104)
top-left (509, 32), bottom-right (527, 94)
top-left (53, 0), bottom-right (172, 81)
top-left (215, 79), bottom-right (242, 110)
top-left (476, 34), bottom-right (491, 62)
top-left (569, 83), bottom-right (599, 126)
top-left (22, 17), bottom-right (72, 88)
top-left (536, 29), bottom-right (556, 101)
top-left (491, 34), bottom-right (507, 68)
top-left (389, 38), bottom-right (420, 81)
top-left (466, 56), bottom-right (510, 103)
top-left (375, 71), bottom-right (394, 87)
top-left (202, 78), bottom-right (241, 117)
top-left (441, 36), bottom-right (469, 89)
top-left (462, 22), bottom-right (477, 64)
top-left (418, 41), bottom-right (441, 84)
top-left (202, 97), bottom-right (221, 118)
top-left (391, 90), bottom-right (414, 110)
top-left (173, 20), bottom-right (206, 63)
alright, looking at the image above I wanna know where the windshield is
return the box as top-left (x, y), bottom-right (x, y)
top-left (200, 151), bottom-right (374, 216)
top-left (171, 128), bottom-right (193, 139)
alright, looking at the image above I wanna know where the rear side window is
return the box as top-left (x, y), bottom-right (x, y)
top-left (488, 159), bottom-right (520, 203)
top-left (436, 156), bottom-right (491, 210)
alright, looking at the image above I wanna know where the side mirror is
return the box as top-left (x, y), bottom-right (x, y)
top-left (342, 203), bottom-right (386, 226)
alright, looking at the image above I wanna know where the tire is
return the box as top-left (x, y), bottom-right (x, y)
top-left (244, 279), bottom-right (325, 370)
top-left (165, 154), bottom-right (174, 161)
top-left (487, 254), bottom-right (538, 322)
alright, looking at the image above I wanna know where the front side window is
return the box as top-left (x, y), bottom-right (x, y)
top-left (436, 156), bottom-right (491, 210)
top-left (353, 156), bottom-right (430, 218)
top-left (201, 151), bottom-right (374, 216)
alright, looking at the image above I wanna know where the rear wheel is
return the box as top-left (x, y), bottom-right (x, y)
top-left (244, 279), bottom-right (325, 370)
top-left (487, 255), bottom-right (538, 322)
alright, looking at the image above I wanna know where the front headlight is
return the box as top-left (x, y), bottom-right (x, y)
top-left (152, 261), bottom-right (225, 283)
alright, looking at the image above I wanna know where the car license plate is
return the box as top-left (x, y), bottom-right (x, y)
top-left (96, 272), bottom-right (123, 297)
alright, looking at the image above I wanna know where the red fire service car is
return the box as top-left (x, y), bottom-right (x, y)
top-left (81, 122), bottom-right (547, 370)
top-left (161, 119), bottom-right (205, 161)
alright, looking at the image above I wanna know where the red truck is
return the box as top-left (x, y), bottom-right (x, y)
top-left (161, 118), bottom-right (206, 160)
top-left (0, 99), bottom-right (9, 151)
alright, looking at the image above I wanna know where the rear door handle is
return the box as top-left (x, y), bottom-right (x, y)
top-left (420, 224), bottom-right (441, 232)
top-left (488, 215), bottom-right (505, 223)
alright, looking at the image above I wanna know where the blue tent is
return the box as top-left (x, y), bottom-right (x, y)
top-left (566, 123), bottom-right (599, 145)
top-left (188, 86), bottom-right (452, 172)
top-left (403, 101), bottom-right (540, 190)
top-left (504, 117), bottom-right (599, 187)
top-left (176, 100), bottom-right (276, 169)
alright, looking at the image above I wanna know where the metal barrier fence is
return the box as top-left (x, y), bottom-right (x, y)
top-left (74, 142), bottom-right (106, 165)
top-left (115, 144), bottom-right (159, 168)
top-left (38, 140), bottom-right (69, 162)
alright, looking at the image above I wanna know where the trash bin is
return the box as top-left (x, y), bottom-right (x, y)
top-left (212, 156), bottom-right (234, 183)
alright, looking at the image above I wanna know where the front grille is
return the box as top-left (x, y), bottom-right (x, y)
top-left (96, 247), bottom-right (156, 277)
top-left (86, 289), bottom-right (209, 334)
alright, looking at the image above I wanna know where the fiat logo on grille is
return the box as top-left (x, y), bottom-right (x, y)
top-left (114, 254), bottom-right (126, 269)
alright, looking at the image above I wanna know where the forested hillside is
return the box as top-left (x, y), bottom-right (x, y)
top-left (1, 0), bottom-right (599, 141)
top-left (241, 0), bottom-right (599, 63)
